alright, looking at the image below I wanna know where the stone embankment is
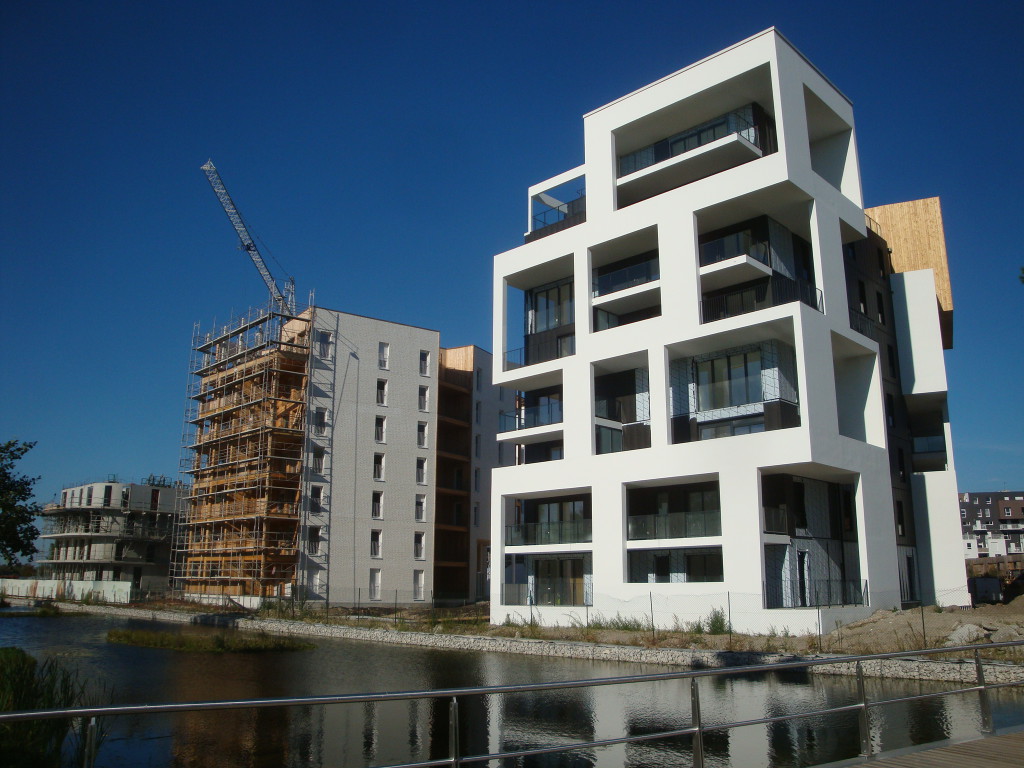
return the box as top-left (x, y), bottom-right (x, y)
top-left (55, 602), bottom-right (1024, 684)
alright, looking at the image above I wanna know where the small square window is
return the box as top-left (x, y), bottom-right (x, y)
top-left (372, 490), bottom-right (383, 519)
top-left (369, 568), bottom-right (381, 600)
top-left (473, 504), bottom-right (480, 527)
top-left (418, 386), bottom-right (429, 411)
top-left (370, 530), bottom-right (382, 558)
top-left (415, 494), bottom-right (426, 522)
top-left (417, 421), bottom-right (428, 448)
top-left (474, 433), bottom-right (480, 458)
top-left (373, 453), bottom-right (385, 481)
top-left (413, 570), bottom-right (425, 601)
top-left (318, 330), bottom-right (333, 359)
top-left (414, 532), bottom-right (425, 560)
top-left (419, 350), bottom-right (430, 376)
top-left (314, 408), bottom-right (327, 436)
top-left (416, 458), bottom-right (427, 485)
top-left (312, 448), bottom-right (325, 474)
top-left (376, 379), bottom-right (388, 406)
top-left (375, 415), bottom-right (386, 443)
top-left (310, 485), bottom-right (323, 513)
top-left (378, 342), bottom-right (390, 370)
top-left (475, 401), bottom-right (481, 425)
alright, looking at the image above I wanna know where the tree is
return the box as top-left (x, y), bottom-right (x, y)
top-left (0, 441), bottom-right (41, 566)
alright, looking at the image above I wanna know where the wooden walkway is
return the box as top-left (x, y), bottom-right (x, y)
top-left (849, 730), bottom-right (1024, 766)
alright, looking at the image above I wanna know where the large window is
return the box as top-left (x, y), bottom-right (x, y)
top-left (696, 349), bottom-right (761, 411)
top-left (528, 279), bottom-right (574, 333)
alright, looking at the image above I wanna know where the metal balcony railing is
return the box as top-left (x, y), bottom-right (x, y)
top-left (701, 275), bottom-right (822, 323)
top-left (499, 401), bottom-right (563, 432)
top-left (504, 336), bottom-right (575, 371)
top-left (592, 259), bottom-right (659, 297)
top-left (626, 511), bottom-right (721, 540)
top-left (505, 519), bottom-right (592, 546)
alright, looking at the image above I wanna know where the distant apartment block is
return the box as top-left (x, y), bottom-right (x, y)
top-left (490, 29), bottom-right (966, 633)
top-left (960, 491), bottom-right (1024, 558)
top-left (8, 476), bottom-right (183, 603)
top-left (174, 305), bottom-right (504, 608)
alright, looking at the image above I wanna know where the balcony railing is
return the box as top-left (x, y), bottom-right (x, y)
top-left (848, 309), bottom-right (877, 339)
top-left (913, 435), bottom-right (946, 453)
top-left (618, 105), bottom-right (761, 177)
top-left (764, 578), bottom-right (867, 608)
top-left (596, 421), bottom-right (651, 454)
top-left (502, 580), bottom-right (589, 606)
top-left (499, 401), bottom-right (563, 432)
top-left (698, 230), bottom-right (771, 268)
top-left (701, 275), bottom-right (822, 324)
top-left (504, 336), bottom-right (575, 371)
top-left (627, 511), bottom-right (721, 540)
top-left (505, 519), bottom-right (592, 546)
top-left (592, 259), bottom-right (659, 297)
top-left (526, 195), bottom-right (587, 243)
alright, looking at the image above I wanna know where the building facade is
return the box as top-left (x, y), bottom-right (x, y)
top-left (490, 29), bottom-right (966, 633)
top-left (175, 305), bottom-right (502, 607)
top-left (32, 476), bottom-right (181, 602)
top-left (960, 491), bottom-right (1024, 558)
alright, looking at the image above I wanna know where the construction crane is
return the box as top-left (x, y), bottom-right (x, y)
top-left (201, 160), bottom-right (296, 314)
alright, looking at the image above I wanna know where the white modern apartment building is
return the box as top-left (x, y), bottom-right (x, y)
top-left (490, 29), bottom-right (966, 632)
top-left (176, 305), bottom-right (503, 607)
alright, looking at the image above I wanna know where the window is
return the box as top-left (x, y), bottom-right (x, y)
top-left (413, 570), bottom-right (425, 601)
top-left (896, 499), bottom-right (905, 536)
top-left (876, 291), bottom-right (886, 325)
top-left (527, 279), bottom-right (574, 332)
top-left (375, 415), bottom-right (386, 443)
top-left (369, 569), bottom-right (381, 600)
top-left (475, 401), bottom-right (481, 424)
top-left (416, 458), bottom-right (427, 485)
top-left (370, 530), bottom-right (382, 558)
top-left (414, 532), bottom-right (425, 559)
top-left (318, 330), bottom-right (333, 359)
top-left (985, 508), bottom-right (991, 518)
top-left (87, 486), bottom-right (93, 506)
top-left (376, 379), bottom-right (388, 406)
top-left (103, 485), bottom-right (112, 507)
top-left (474, 434), bottom-right (481, 458)
top-left (696, 349), bottom-right (762, 411)
top-left (378, 342), bottom-right (389, 370)
top-left (887, 345), bottom-right (897, 378)
top-left (857, 281), bottom-right (867, 314)
top-left (310, 485), bottom-right (323, 513)
top-left (897, 448), bottom-right (906, 482)
top-left (418, 386), bottom-right (429, 411)
top-left (885, 393), bottom-right (895, 427)
top-left (498, 443), bottom-right (505, 465)
top-left (314, 408), bottom-right (327, 435)
top-left (372, 490), bottom-right (383, 519)
top-left (961, 509), bottom-right (967, 518)
top-left (473, 504), bottom-right (480, 527)
top-left (877, 248), bottom-right (887, 279)
top-left (417, 421), bottom-right (428, 448)
top-left (312, 448), bottom-right (325, 474)
top-left (415, 494), bottom-right (426, 521)
top-left (373, 453), bottom-right (385, 481)
top-left (419, 350), bottom-right (430, 376)
top-left (307, 525), bottom-right (321, 555)
top-left (1005, 509), bottom-right (1013, 518)
top-left (476, 367), bottom-right (483, 391)
top-left (474, 467), bottom-right (480, 492)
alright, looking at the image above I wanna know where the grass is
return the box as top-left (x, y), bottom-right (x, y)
top-left (106, 628), bottom-right (315, 653)
top-left (0, 646), bottom-right (109, 768)
top-left (0, 603), bottom-right (66, 619)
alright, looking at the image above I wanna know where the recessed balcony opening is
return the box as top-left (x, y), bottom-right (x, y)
top-left (505, 259), bottom-right (575, 371)
top-left (803, 86), bottom-right (855, 198)
top-left (626, 481), bottom-right (720, 540)
top-left (594, 354), bottom-right (651, 454)
top-left (500, 384), bottom-right (563, 433)
top-left (525, 175), bottom-right (586, 243)
top-left (909, 408), bottom-right (949, 472)
top-left (505, 493), bottom-right (591, 546)
top-left (669, 340), bottom-right (800, 444)
top-left (519, 440), bottom-right (563, 465)
top-left (503, 552), bottom-right (592, 606)
top-left (762, 473), bottom-right (862, 608)
top-left (612, 66), bottom-right (774, 207)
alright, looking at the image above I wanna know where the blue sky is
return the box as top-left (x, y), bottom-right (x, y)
top-left (2, 0), bottom-right (1022, 505)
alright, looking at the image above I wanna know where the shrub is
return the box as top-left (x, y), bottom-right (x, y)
top-left (705, 607), bottom-right (731, 635)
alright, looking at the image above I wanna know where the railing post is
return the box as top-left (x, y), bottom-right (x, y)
top-left (82, 716), bottom-right (98, 768)
top-left (449, 696), bottom-right (461, 767)
top-left (856, 661), bottom-right (871, 757)
top-left (974, 650), bottom-right (994, 734)
top-left (690, 677), bottom-right (704, 768)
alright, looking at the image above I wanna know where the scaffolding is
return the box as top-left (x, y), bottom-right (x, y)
top-left (173, 303), bottom-right (311, 599)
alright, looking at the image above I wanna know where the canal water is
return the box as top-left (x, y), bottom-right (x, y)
top-left (2, 613), bottom-right (1022, 767)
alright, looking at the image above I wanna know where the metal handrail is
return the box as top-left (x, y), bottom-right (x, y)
top-left (2, 641), bottom-right (1021, 767)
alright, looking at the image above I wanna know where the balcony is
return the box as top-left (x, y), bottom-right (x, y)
top-left (593, 256), bottom-right (659, 298)
top-left (627, 511), bottom-right (721, 540)
top-left (499, 401), bottom-right (563, 432)
top-left (502, 580), bottom-right (589, 607)
top-left (505, 519), bottom-right (592, 546)
top-left (616, 104), bottom-right (774, 207)
top-left (701, 274), bottom-right (822, 324)
top-left (504, 335), bottom-right (575, 371)
top-left (848, 309), bottom-right (877, 340)
top-left (525, 174), bottom-right (586, 243)
top-left (912, 434), bottom-right (948, 472)
top-left (596, 421), bottom-right (651, 454)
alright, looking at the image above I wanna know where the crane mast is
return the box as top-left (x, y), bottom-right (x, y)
top-left (201, 160), bottom-right (295, 314)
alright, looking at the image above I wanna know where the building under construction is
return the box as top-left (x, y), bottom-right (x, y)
top-left (174, 303), bottom-right (503, 607)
